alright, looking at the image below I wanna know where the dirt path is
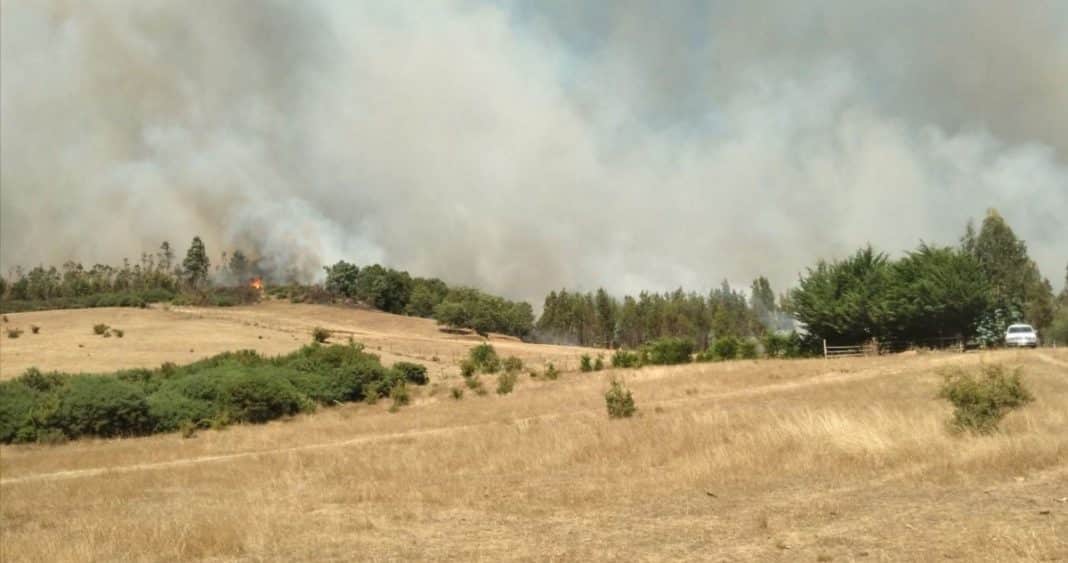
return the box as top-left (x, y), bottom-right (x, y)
top-left (1037, 352), bottom-right (1068, 369)
top-left (0, 360), bottom-right (920, 486)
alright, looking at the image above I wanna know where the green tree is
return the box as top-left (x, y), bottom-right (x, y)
top-left (790, 246), bottom-right (892, 344)
top-left (323, 261), bottom-right (360, 298)
top-left (228, 250), bottom-right (250, 282)
top-left (354, 264), bottom-right (412, 313)
top-left (405, 277), bottom-right (448, 317)
top-left (158, 241), bottom-right (175, 274)
top-left (750, 276), bottom-right (776, 328)
top-left (1061, 263), bottom-right (1068, 306)
top-left (182, 236), bottom-right (211, 288)
top-left (967, 209), bottom-right (1051, 329)
top-left (594, 288), bottom-right (617, 348)
top-left (884, 244), bottom-right (990, 340)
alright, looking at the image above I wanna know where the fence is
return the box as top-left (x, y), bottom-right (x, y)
top-left (822, 336), bottom-right (964, 359)
top-left (821, 335), bottom-right (1065, 359)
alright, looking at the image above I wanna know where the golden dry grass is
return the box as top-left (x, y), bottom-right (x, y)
top-left (1, 337), bottom-right (1066, 561)
top-left (0, 300), bottom-right (603, 379)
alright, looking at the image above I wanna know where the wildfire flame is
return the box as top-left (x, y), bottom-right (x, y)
top-left (249, 277), bottom-right (263, 291)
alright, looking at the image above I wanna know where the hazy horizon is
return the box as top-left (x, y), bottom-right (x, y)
top-left (3, 1), bottom-right (1066, 300)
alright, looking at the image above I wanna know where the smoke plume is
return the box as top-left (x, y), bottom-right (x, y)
top-left (2, 1), bottom-right (1066, 299)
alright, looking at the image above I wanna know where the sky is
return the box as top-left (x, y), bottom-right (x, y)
top-left (2, 0), bottom-right (1066, 301)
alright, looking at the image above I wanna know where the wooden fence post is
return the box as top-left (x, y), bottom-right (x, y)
top-left (822, 339), bottom-right (828, 359)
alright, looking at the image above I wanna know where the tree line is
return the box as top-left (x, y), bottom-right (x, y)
top-left (322, 261), bottom-right (534, 338)
top-left (537, 209), bottom-right (1065, 351)
top-left (0, 237), bottom-right (265, 311)
top-left (535, 279), bottom-right (791, 349)
top-left (3, 209), bottom-right (1065, 347)
top-left (789, 209), bottom-right (1064, 346)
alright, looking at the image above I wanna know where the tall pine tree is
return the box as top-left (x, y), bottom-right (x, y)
top-left (182, 236), bottom-right (210, 289)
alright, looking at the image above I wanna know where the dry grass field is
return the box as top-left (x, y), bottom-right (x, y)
top-left (1, 304), bottom-right (1067, 561)
top-left (0, 301), bottom-right (602, 379)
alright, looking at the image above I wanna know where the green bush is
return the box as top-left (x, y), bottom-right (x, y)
top-left (593, 356), bottom-right (604, 371)
top-left (50, 376), bottom-right (152, 438)
top-left (496, 371), bottom-right (517, 395)
top-left (16, 368), bottom-right (66, 392)
top-left (468, 343), bottom-right (500, 373)
top-left (605, 379), bottom-right (636, 418)
top-left (640, 337), bottom-right (694, 365)
top-left (0, 344), bottom-right (404, 444)
top-left (312, 326), bottom-right (331, 343)
top-left (611, 349), bottom-right (642, 368)
top-left (392, 362), bottom-right (429, 385)
top-left (0, 290), bottom-right (175, 314)
top-left (0, 381), bottom-right (38, 442)
top-left (762, 332), bottom-right (790, 358)
top-left (543, 362), bottom-right (559, 380)
top-left (939, 364), bottom-right (1033, 434)
top-left (502, 356), bottom-right (523, 373)
top-left (147, 391), bottom-right (216, 432)
top-left (389, 382), bottom-right (410, 409)
top-left (580, 354), bottom-right (593, 372)
top-left (460, 359), bottom-right (476, 378)
top-left (220, 370), bottom-right (307, 423)
top-left (739, 339), bottom-right (758, 359)
top-left (712, 336), bottom-right (740, 360)
top-left (450, 386), bottom-right (464, 400)
top-left (93, 323), bottom-right (110, 335)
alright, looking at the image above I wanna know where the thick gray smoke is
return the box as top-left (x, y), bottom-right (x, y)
top-left (2, 1), bottom-right (1066, 299)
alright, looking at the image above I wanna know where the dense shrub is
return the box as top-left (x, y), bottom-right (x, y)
top-left (147, 391), bottom-right (216, 432)
top-left (939, 364), bottom-right (1033, 434)
top-left (739, 339), bottom-right (758, 359)
top-left (171, 287), bottom-right (260, 308)
top-left (712, 336), bottom-right (740, 360)
top-left (0, 381), bottom-right (38, 442)
top-left (593, 356), bottom-right (604, 371)
top-left (468, 343), bottom-right (500, 373)
top-left (605, 379), bottom-right (636, 418)
top-left (460, 359), bottom-right (476, 378)
top-left (496, 371), bottom-right (517, 395)
top-left (50, 377), bottom-right (153, 438)
top-left (389, 382), bottom-right (411, 409)
top-left (580, 354), bottom-right (593, 372)
top-left (640, 337), bottom-right (694, 365)
top-left (543, 362), bottom-right (559, 380)
top-left (762, 332), bottom-right (790, 358)
top-left (219, 369), bottom-right (309, 423)
top-left (611, 349), bottom-right (642, 369)
top-left (93, 323), bottom-right (110, 335)
top-left (0, 290), bottom-right (174, 314)
top-left (502, 356), bottom-right (524, 373)
top-left (464, 374), bottom-right (487, 395)
top-left (0, 344), bottom-right (400, 444)
top-left (392, 362), bottom-right (429, 385)
top-left (16, 368), bottom-right (66, 392)
top-left (312, 326), bottom-right (332, 343)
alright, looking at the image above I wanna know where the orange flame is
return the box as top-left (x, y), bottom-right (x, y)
top-left (249, 277), bottom-right (263, 290)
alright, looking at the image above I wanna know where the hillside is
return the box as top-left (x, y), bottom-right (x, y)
top-left (0, 301), bottom-right (602, 379)
top-left (1, 342), bottom-right (1066, 561)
